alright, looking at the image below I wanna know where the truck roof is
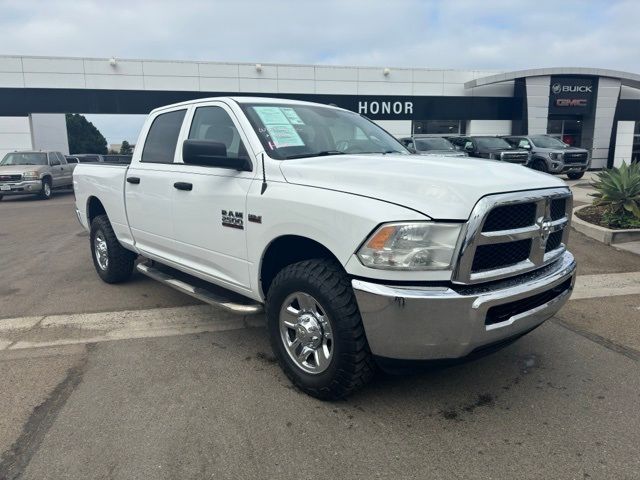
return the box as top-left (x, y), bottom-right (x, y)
top-left (150, 96), bottom-right (346, 115)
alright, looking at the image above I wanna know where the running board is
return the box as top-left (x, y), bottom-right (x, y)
top-left (136, 262), bottom-right (263, 315)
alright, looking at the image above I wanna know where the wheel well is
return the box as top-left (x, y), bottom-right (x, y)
top-left (87, 196), bottom-right (106, 225)
top-left (41, 175), bottom-right (52, 184)
top-left (260, 235), bottom-right (341, 297)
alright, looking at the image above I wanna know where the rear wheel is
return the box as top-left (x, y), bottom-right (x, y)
top-left (38, 178), bottom-right (51, 200)
top-left (266, 259), bottom-right (375, 400)
top-left (90, 214), bottom-right (136, 283)
top-left (567, 171), bottom-right (585, 180)
top-left (530, 159), bottom-right (548, 173)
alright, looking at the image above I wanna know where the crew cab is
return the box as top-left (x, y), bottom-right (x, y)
top-left (502, 135), bottom-right (590, 180)
top-left (399, 136), bottom-right (467, 157)
top-left (73, 97), bottom-right (576, 399)
top-left (447, 136), bottom-right (530, 164)
top-left (0, 150), bottom-right (74, 200)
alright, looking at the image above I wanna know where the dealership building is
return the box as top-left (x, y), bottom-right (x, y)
top-left (1, 55), bottom-right (640, 168)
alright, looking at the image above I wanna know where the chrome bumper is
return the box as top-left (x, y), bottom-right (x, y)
top-left (0, 180), bottom-right (42, 195)
top-left (352, 251), bottom-right (576, 361)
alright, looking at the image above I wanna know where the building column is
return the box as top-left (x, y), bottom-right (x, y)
top-left (590, 78), bottom-right (621, 169)
top-left (612, 120), bottom-right (635, 167)
top-left (525, 76), bottom-right (550, 135)
top-left (29, 114), bottom-right (70, 154)
top-left (0, 116), bottom-right (33, 159)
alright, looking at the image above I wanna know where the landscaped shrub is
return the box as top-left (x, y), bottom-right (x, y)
top-left (589, 162), bottom-right (640, 228)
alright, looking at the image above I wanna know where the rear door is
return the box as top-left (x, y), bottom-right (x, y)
top-left (125, 107), bottom-right (188, 261)
top-left (170, 102), bottom-right (257, 290)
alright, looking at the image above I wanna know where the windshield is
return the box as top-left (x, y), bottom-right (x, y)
top-left (240, 103), bottom-right (408, 159)
top-left (414, 137), bottom-right (455, 151)
top-left (475, 137), bottom-right (513, 150)
top-left (530, 135), bottom-right (569, 149)
top-left (0, 152), bottom-right (48, 166)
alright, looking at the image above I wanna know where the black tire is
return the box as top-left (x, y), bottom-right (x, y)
top-left (90, 214), bottom-right (136, 283)
top-left (530, 159), bottom-right (548, 173)
top-left (266, 259), bottom-right (375, 400)
top-left (567, 171), bottom-right (585, 180)
top-left (38, 178), bottom-right (52, 200)
top-left (0, 195), bottom-right (3, 201)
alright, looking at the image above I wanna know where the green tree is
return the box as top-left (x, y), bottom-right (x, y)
top-left (65, 114), bottom-right (108, 154)
top-left (119, 140), bottom-right (133, 155)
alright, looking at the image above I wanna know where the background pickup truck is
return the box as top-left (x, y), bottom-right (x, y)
top-left (74, 97), bottom-right (576, 399)
top-left (503, 134), bottom-right (590, 180)
top-left (0, 150), bottom-right (75, 200)
top-left (447, 135), bottom-right (530, 164)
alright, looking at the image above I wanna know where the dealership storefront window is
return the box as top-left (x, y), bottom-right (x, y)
top-left (548, 118), bottom-right (583, 147)
top-left (413, 120), bottom-right (466, 135)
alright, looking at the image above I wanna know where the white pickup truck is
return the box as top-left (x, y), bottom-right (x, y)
top-left (73, 96), bottom-right (576, 399)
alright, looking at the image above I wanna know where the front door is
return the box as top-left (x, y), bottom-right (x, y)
top-left (170, 103), bottom-right (257, 291)
top-left (125, 107), bottom-right (187, 261)
top-left (47, 153), bottom-right (64, 187)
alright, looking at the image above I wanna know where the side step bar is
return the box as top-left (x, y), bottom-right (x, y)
top-left (136, 262), bottom-right (263, 315)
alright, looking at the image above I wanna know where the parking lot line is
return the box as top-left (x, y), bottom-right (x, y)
top-left (0, 271), bottom-right (636, 353)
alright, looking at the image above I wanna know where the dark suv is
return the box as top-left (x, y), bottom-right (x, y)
top-left (502, 135), bottom-right (590, 180)
top-left (446, 136), bottom-right (530, 165)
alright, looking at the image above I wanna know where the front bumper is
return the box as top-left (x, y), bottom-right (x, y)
top-left (352, 251), bottom-right (576, 361)
top-left (0, 180), bottom-right (42, 195)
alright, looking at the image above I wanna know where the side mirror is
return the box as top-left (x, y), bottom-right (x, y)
top-left (182, 139), bottom-right (252, 171)
top-left (464, 143), bottom-right (474, 152)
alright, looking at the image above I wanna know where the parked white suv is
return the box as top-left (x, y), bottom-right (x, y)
top-left (73, 97), bottom-right (576, 399)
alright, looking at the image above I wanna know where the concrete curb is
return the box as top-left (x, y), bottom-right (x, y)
top-left (572, 205), bottom-right (640, 245)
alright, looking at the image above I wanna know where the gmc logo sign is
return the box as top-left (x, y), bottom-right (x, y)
top-left (556, 98), bottom-right (588, 107)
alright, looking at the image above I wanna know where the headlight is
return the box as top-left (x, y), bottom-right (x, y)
top-left (22, 171), bottom-right (40, 180)
top-left (549, 152), bottom-right (563, 161)
top-left (357, 222), bottom-right (462, 270)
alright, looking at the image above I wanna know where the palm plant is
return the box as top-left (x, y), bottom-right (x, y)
top-left (590, 161), bottom-right (640, 220)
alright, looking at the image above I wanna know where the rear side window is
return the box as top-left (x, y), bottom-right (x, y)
top-left (141, 109), bottom-right (186, 164)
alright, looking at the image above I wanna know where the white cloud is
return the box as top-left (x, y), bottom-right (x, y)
top-left (2, 0), bottom-right (638, 142)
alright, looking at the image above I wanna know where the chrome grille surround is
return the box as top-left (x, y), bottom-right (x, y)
top-left (452, 187), bottom-right (572, 285)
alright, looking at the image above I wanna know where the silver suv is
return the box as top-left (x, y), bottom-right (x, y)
top-left (0, 151), bottom-right (75, 200)
top-left (503, 135), bottom-right (590, 180)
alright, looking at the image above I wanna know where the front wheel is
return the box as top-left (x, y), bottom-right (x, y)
top-left (567, 171), bottom-right (585, 180)
top-left (530, 159), bottom-right (548, 173)
top-left (38, 178), bottom-right (51, 200)
top-left (90, 214), bottom-right (136, 283)
top-left (266, 259), bottom-right (375, 400)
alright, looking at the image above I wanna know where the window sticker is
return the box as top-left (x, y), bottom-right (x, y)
top-left (266, 124), bottom-right (305, 148)
top-left (280, 107), bottom-right (305, 125)
top-left (252, 106), bottom-right (289, 125)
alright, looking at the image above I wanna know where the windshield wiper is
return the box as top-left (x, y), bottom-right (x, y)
top-left (284, 150), bottom-right (345, 160)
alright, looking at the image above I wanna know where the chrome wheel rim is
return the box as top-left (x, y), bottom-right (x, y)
top-left (94, 233), bottom-right (108, 270)
top-left (279, 292), bottom-right (333, 374)
top-left (43, 182), bottom-right (51, 196)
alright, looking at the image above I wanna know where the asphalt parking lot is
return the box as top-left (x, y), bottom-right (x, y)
top-left (1, 189), bottom-right (640, 479)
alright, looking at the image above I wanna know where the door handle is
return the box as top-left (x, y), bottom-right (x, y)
top-left (173, 182), bottom-right (193, 191)
top-left (126, 177), bottom-right (141, 184)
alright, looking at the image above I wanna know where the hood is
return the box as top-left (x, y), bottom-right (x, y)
top-left (0, 165), bottom-right (45, 175)
top-left (279, 154), bottom-right (567, 220)
top-left (418, 150), bottom-right (467, 157)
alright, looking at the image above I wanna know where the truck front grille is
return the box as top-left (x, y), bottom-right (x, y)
top-left (453, 188), bottom-right (572, 284)
top-left (502, 152), bottom-right (528, 164)
top-left (563, 152), bottom-right (588, 164)
top-left (0, 174), bottom-right (22, 182)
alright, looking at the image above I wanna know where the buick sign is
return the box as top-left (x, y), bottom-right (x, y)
top-left (548, 76), bottom-right (595, 114)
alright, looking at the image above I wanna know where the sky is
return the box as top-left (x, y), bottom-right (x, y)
top-left (1, 0), bottom-right (638, 143)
